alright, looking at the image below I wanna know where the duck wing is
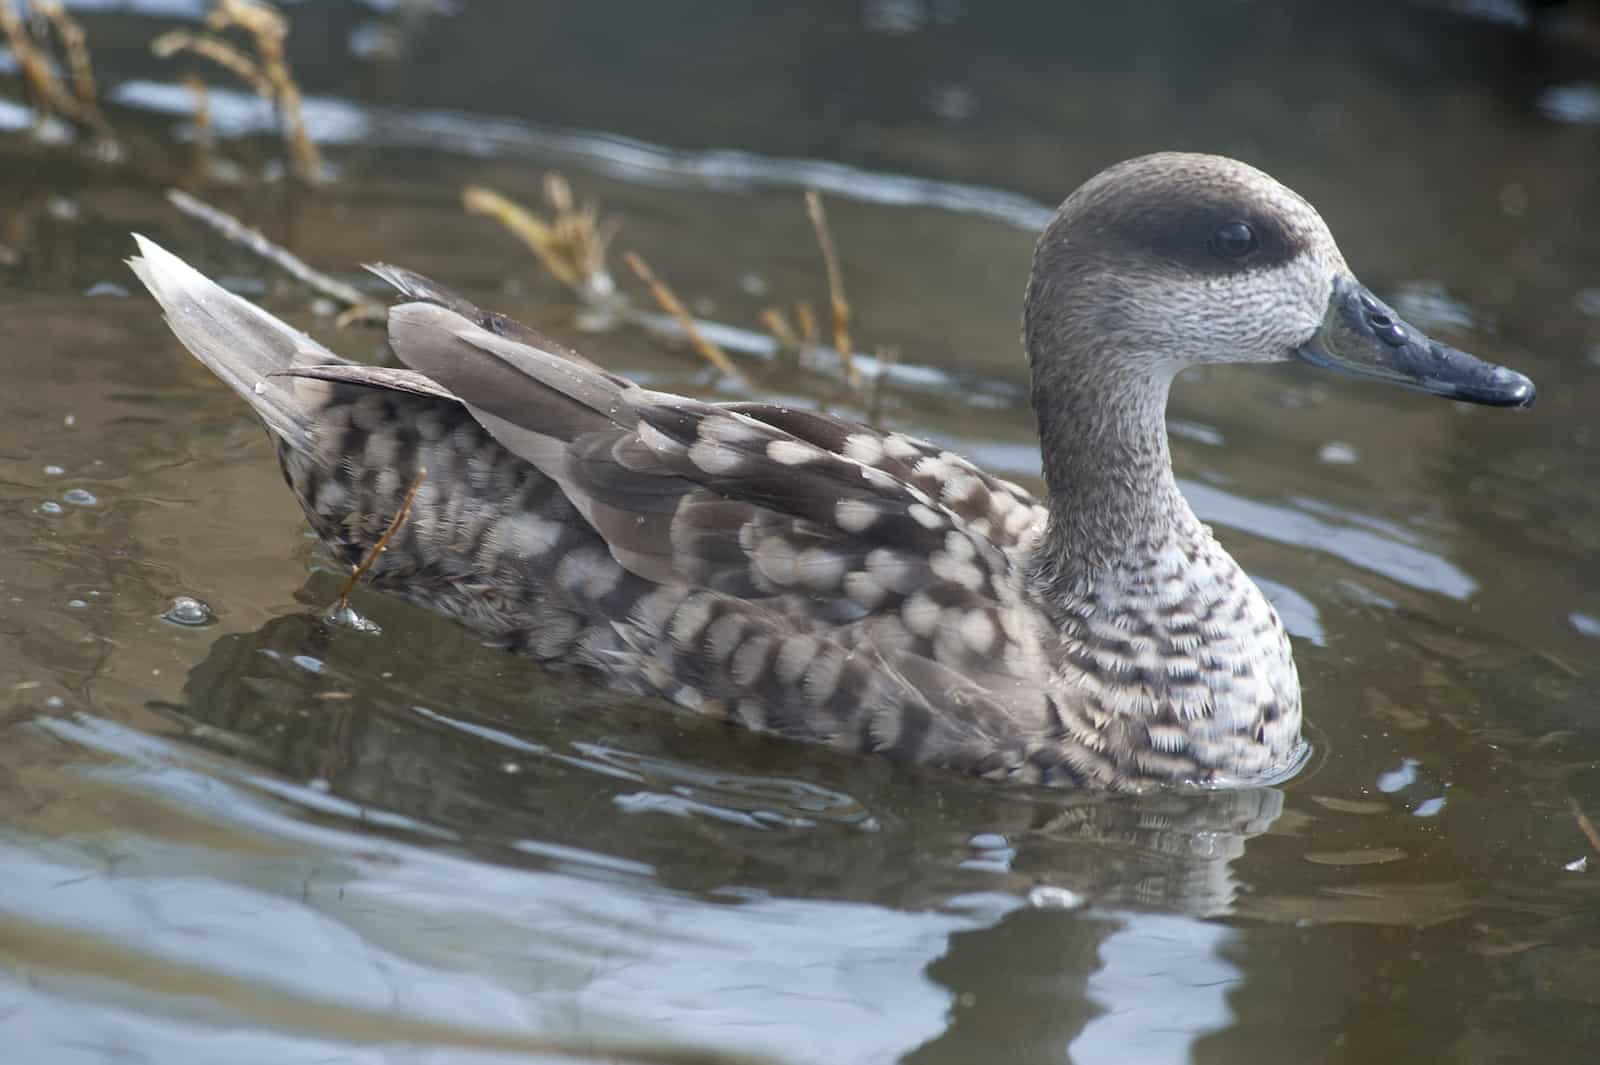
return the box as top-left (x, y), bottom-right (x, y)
top-left (716, 403), bottom-right (1048, 552)
top-left (372, 289), bottom-right (1054, 682)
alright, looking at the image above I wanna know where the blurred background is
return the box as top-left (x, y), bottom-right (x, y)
top-left (2, 2), bottom-right (1598, 1063)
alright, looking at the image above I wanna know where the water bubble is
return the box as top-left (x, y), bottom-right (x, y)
top-left (63, 414), bottom-right (76, 427)
top-left (44, 696), bottom-right (64, 709)
top-left (67, 599), bottom-right (88, 610)
top-left (43, 465), bottom-right (64, 477)
top-left (84, 281), bottom-right (130, 298)
top-left (62, 488), bottom-right (96, 506)
top-left (37, 501), bottom-right (63, 515)
top-left (161, 596), bottom-right (216, 627)
top-left (324, 601), bottom-right (382, 634)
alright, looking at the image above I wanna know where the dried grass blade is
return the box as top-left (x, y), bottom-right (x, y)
top-left (1571, 799), bottom-right (1600, 856)
top-left (623, 251), bottom-right (743, 382)
top-left (804, 188), bottom-right (858, 387)
top-left (463, 184), bottom-right (579, 288)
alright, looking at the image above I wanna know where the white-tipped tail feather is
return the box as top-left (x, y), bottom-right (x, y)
top-left (128, 235), bottom-right (343, 446)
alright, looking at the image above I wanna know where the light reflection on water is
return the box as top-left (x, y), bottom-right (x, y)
top-left (4, 1), bottom-right (1600, 1062)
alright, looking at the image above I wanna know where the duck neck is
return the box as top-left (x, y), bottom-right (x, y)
top-left (1027, 354), bottom-right (1199, 601)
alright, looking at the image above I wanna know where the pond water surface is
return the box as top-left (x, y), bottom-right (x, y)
top-left (2, 2), bottom-right (1599, 1063)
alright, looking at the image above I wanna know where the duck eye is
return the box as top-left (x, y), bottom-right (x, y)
top-left (1209, 221), bottom-right (1258, 259)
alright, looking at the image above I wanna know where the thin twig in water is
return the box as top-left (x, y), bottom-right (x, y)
top-left (623, 252), bottom-right (743, 382)
top-left (805, 189), bottom-right (859, 388)
top-left (1570, 799), bottom-right (1600, 856)
top-left (335, 467), bottom-right (426, 613)
top-left (165, 188), bottom-right (383, 319)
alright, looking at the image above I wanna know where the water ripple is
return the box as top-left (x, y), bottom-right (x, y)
top-left (110, 80), bottom-right (1058, 230)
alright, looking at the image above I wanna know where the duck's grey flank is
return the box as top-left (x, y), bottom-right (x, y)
top-left (131, 152), bottom-right (1534, 790)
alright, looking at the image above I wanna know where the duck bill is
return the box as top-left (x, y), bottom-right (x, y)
top-left (1294, 276), bottom-right (1535, 408)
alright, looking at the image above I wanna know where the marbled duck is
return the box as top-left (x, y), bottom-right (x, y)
top-left (131, 153), bottom-right (1534, 790)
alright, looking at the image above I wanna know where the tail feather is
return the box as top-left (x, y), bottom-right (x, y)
top-left (129, 235), bottom-right (342, 446)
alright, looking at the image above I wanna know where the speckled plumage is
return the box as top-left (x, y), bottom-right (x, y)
top-left (133, 153), bottom-right (1533, 789)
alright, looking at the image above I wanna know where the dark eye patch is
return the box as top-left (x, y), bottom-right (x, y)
top-left (1108, 200), bottom-right (1301, 275)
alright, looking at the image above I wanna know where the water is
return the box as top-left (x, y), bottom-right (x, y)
top-left (3, 1), bottom-right (1599, 1062)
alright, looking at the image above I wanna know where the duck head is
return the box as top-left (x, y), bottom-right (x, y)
top-left (1023, 152), bottom-right (1535, 408)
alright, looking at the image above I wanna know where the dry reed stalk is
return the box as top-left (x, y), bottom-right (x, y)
top-left (1571, 799), bottom-right (1600, 856)
top-left (32, 0), bottom-right (114, 144)
top-left (1, 1), bottom-right (63, 121)
top-left (543, 173), bottom-right (618, 298)
top-left (212, 0), bottom-right (321, 183)
top-left (166, 188), bottom-right (382, 319)
top-left (464, 184), bottom-right (581, 289)
top-left (1, 0), bottom-right (106, 141)
top-left (182, 74), bottom-right (215, 153)
top-left (794, 299), bottom-right (819, 367)
top-left (152, 31), bottom-right (273, 97)
top-left (804, 189), bottom-right (859, 387)
top-left (334, 467), bottom-right (426, 612)
top-left (759, 307), bottom-right (800, 350)
top-left (154, 0), bottom-right (323, 182)
top-left (623, 251), bottom-right (743, 382)
top-left (463, 179), bottom-right (617, 303)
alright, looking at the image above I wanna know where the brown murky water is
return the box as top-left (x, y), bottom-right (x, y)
top-left (3, 2), bottom-right (1599, 1062)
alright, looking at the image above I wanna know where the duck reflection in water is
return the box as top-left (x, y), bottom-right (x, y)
top-left (164, 596), bottom-right (1285, 919)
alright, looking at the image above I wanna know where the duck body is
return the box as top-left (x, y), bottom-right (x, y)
top-left (132, 153), bottom-right (1532, 790)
